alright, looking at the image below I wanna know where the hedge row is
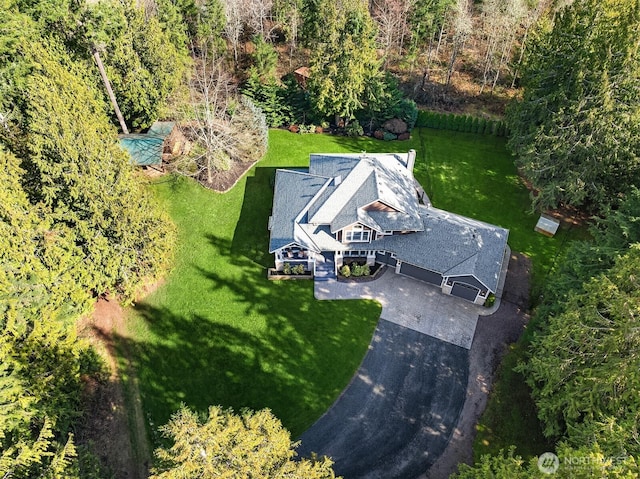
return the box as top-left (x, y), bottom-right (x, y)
top-left (415, 110), bottom-right (508, 137)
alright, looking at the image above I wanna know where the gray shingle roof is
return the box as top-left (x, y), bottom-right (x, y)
top-left (307, 153), bottom-right (422, 232)
top-left (268, 152), bottom-right (508, 292)
top-left (268, 169), bottom-right (330, 252)
top-left (366, 206), bottom-right (509, 292)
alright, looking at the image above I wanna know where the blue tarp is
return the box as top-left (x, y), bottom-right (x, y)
top-left (119, 121), bottom-right (175, 166)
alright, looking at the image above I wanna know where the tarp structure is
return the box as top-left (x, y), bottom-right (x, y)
top-left (119, 121), bottom-right (175, 166)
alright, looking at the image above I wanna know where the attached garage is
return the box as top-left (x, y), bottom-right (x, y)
top-left (376, 252), bottom-right (397, 267)
top-left (451, 282), bottom-right (480, 302)
top-left (398, 262), bottom-right (443, 286)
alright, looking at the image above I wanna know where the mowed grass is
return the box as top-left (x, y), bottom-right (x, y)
top-left (126, 128), bottom-right (584, 444)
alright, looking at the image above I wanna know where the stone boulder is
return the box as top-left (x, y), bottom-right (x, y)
top-left (382, 118), bottom-right (408, 135)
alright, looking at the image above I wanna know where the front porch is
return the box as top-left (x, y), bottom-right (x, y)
top-left (274, 245), bottom-right (315, 273)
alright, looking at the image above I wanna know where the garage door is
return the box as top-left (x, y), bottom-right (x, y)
top-left (376, 252), bottom-right (397, 267)
top-left (451, 282), bottom-right (479, 302)
top-left (399, 262), bottom-right (443, 286)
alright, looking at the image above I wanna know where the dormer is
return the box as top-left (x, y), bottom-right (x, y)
top-left (337, 223), bottom-right (375, 243)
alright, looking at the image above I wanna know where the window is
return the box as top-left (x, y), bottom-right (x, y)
top-left (344, 250), bottom-right (370, 257)
top-left (344, 225), bottom-right (370, 242)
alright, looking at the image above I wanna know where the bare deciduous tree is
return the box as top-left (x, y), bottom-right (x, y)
top-left (173, 52), bottom-right (268, 186)
top-left (221, 0), bottom-right (243, 63)
top-left (243, 0), bottom-right (273, 38)
top-left (371, 0), bottom-right (410, 65)
top-left (176, 53), bottom-right (237, 183)
top-left (445, 0), bottom-right (472, 86)
top-left (478, 0), bottom-right (527, 94)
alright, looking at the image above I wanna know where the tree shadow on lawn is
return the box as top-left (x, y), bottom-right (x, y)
top-left (231, 166), bottom-right (277, 268)
top-left (125, 168), bottom-right (381, 443)
top-left (125, 240), bottom-right (380, 444)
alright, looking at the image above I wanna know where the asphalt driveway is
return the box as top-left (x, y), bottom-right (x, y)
top-left (297, 319), bottom-right (469, 478)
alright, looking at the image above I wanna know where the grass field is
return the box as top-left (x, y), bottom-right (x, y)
top-left (126, 128), bottom-right (585, 445)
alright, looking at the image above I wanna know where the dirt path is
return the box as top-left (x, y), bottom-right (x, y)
top-left (77, 298), bottom-right (151, 479)
top-left (423, 252), bottom-right (532, 479)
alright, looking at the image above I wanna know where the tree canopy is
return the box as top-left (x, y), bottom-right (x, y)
top-left (151, 406), bottom-right (339, 478)
top-left (507, 0), bottom-right (640, 213)
top-left (0, 1), bottom-right (178, 475)
top-left (307, 0), bottom-right (382, 125)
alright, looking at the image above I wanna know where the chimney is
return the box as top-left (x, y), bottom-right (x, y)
top-left (334, 175), bottom-right (342, 186)
top-left (406, 149), bottom-right (416, 176)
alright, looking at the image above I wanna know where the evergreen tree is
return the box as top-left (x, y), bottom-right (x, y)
top-left (308, 0), bottom-right (382, 126)
top-left (20, 40), bottom-right (175, 299)
top-left (0, 148), bottom-right (84, 479)
top-left (520, 245), bottom-right (640, 456)
top-left (151, 406), bottom-right (339, 478)
top-left (453, 443), bottom-right (639, 478)
top-left (507, 0), bottom-right (640, 213)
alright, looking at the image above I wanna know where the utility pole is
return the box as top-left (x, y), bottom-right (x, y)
top-left (92, 45), bottom-right (129, 134)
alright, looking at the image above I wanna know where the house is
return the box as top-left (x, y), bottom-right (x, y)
top-left (119, 121), bottom-right (176, 168)
top-left (268, 150), bottom-right (509, 305)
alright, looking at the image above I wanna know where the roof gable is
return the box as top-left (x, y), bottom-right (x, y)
top-left (307, 153), bottom-right (423, 232)
top-left (268, 169), bottom-right (330, 252)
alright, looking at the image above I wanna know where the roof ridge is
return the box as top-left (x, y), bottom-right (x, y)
top-left (275, 168), bottom-right (331, 180)
top-left (308, 160), bottom-right (373, 224)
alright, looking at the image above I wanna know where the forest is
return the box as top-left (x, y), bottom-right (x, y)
top-left (1, 0), bottom-right (640, 476)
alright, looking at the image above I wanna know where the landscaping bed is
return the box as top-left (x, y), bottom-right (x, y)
top-left (337, 263), bottom-right (385, 283)
top-left (267, 267), bottom-right (313, 280)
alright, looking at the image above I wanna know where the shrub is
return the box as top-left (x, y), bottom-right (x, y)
top-left (362, 264), bottom-right (370, 276)
top-left (472, 117), bottom-right (480, 133)
top-left (345, 120), bottom-right (364, 137)
top-left (382, 131), bottom-right (397, 141)
top-left (484, 293), bottom-right (496, 307)
top-left (340, 264), bottom-right (351, 277)
top-left (282, 262), bottom-right (291, 274)
top-left (298, 124), bottom-right (315, 134)
top-left (351, 263), bottom-right (363, 276)
top-left (464, 115), bottom-right (474, 132)
top-left (292, 264), bottom-right (306, 274)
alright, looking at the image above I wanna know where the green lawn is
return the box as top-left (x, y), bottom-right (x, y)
top-left (126, 128), bottom-right (585, 446)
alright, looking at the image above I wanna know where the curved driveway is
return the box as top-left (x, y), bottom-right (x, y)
top-left (297, 319), bottom-right (469, 478)
top-left (296, 268), bottom-right (496, 478)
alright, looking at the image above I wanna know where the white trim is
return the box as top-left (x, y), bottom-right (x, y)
top-left (444, 274), bottom-right (492, 294)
